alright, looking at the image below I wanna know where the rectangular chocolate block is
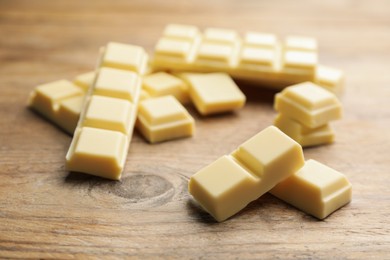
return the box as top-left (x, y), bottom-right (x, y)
top-left (270, 159), bottom-right (352, 219)
top-left (152, 24), bottom-right (344, 93)
top-left (274, 114), bottom-right (335, 147)
top-left (274, 82), bottom-right (342, 128)
top-left (189, 126), bottom-right (305, 222)
top-left (28, 79), bottom-right (85, 134)
top-left (28, 71), bottom-right (192, 136)
top-left (315, 65), bottom-right (345, 94)
top-left (137, 95), bottom-right (195, 143)
top-left (142, 72), bottom-right (190, 104)
top-left (180, 73), bottom-right (246, 115)
top-left (66, 42), bottom-right (148, 180)
top-left (73, 71), bottom-right (95, 91)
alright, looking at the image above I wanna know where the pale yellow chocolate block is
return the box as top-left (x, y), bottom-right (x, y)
top-left (230, 126), bottom-right (305, 197)
top-left (57, 96), bottom-right (85, 134)
top-left (66, 42), bottom-right (147, 180)
top-left (144, 63), bottom-right (156, 75)
top-left (29, 80), bottom-right (83, 117)
top-left (28, 80), bottom-right (84, 134)
top-left (315, 65), bottom-right (345, 94)
top-left (274, 82), bottom-right (342, 128)
top-left (101, 42), bottom-right (148, 74)
top-left (285, 36), bottom-right (318, 52)
top-left (94, 67), bottom-right (140, 102)
top-left (140, 89), bottom-right (151, 101)
top-left (244, 32), bottom-right (277, 48)
top-left (196, 42), bottom-right (234, 65)
top-left (283, 50), bottom-right (317, 70)
top-left (237, 33), bottom-right (278, 75)
top-left (203, 28), bottom-right (239, 44)
top-left (237, 54), bottom-right (283, 85)
top-left (73, 71), bottom-right (95, 91)
top-left (181, 73), bottom-right (246, 115)
top-left (153, 29), bottom-right (203, 66)
top-left (240, 47), bottom-right (276, 67)
top-left (142, 72), bottom-right (190, 104)
top-left (29, 71), bottom-right (149, 136)
top-left (67, 127), bottom-right (128, 180)
top-left (282, 35), bottom-right (318, 79)
top-left (189, 126), bottom-right (305, 222)
top-left (137, 95), bottom-right (194, 143)
top-left (274, 114), bottom-right (334, 147)
top-left (82, 96), bottom-right (134, 135)
top-left (155, 38), bottom-right (194, 62)
top-left (270, 159), bottom-right (352, 219)
top-left (194, 27), bottom-right (241, 69)
top-left (163, 24), bottom-right (200, 40)
top-left (152, 24), bottom-right (345, 91)
top-left (189, 155), bottom-right (260, 222)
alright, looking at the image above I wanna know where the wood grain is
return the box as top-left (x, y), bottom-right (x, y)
top-left (1, 0), bottom-right (390, 258)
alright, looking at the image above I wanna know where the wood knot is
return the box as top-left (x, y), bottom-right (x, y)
top-left (87, 174), bottom-right (175, 208)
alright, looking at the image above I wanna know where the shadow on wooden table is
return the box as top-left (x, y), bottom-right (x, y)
top-left (64, 171), bottom-right (103, 183)
top-left (185, 193), bottom-right (304, 224)
top-left (235, 79), bottom-right (280, 105)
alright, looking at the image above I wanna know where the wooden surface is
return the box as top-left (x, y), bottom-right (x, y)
top-left (1, 0), bottom-right (390, 258)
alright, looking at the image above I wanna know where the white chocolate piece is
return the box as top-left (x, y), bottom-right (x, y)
top-left (140, 89), bottom-right (151, 101)
top-left (82, 96), bottom-right (134, 135)
top-left (66, 42), bottom-right (148, 180)
top-left (270, 159), bottom-right (352, 219)
top-left (181, 73), bottom-right (246, 115)
top-left (196, 28), bottom-right (241, 70)
top-left (67, 127), bottom-right (128, 180)
top-left (152, 24), bottom-right (343, 91)
top-left (241, 32), bottom-right (278, 74)
top-left (189, 126), bottom-right (305, 222)
top-left (244, 32), bottom-right (277, 48)
top-left (155, 38), bottom-right (194, 62)
top-left (283, 50), bottom-right (317, 70)
top-left (189, 155), bottom-right (261, 222)
top-left (240, 47), bottom-right (276, 67)
top-left (230, 126), bottom-right (305, 189)
top-left (94, 67), bottom-right (140, 102)
top-left (142, 72), bottom-right (190, 104)
top-left (28, 55), bottom-right (150, 137)
top-left (144, 63), bottom-right (156, 75)
top-left (57, 96), bottom-right (85, 134)
top-left (196, 42), bottom-right (234, 65)
top-left (280, 36), bottom-right (318, 82)
top-left (274, 114), bottom-right (334, 147)
top-left (27, 71), bottom-right (181, 136)
top-left (101, 42), bottom-right (148, 74)
top-left (203, 28), bottom-right (239, 44)
top-left (28, 80), bottom-right (84, 134)
top-left (274, 82), bottom-right (342, 128)
top-left (157, 24), bottom-right (201, 65)
top-left (137, 96), bottom-right (194, 143)
top-left (73, 71), bottom-right (95, 91)
top-left (163, 24), bottom-right (200, 40)
top-left (285, 36), bottom-right (318, 52)
top-left (315, 65), bottom-right (345, 94)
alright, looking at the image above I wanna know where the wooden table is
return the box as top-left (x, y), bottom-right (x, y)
top-left (1, 0), bottom-right (389, 258)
